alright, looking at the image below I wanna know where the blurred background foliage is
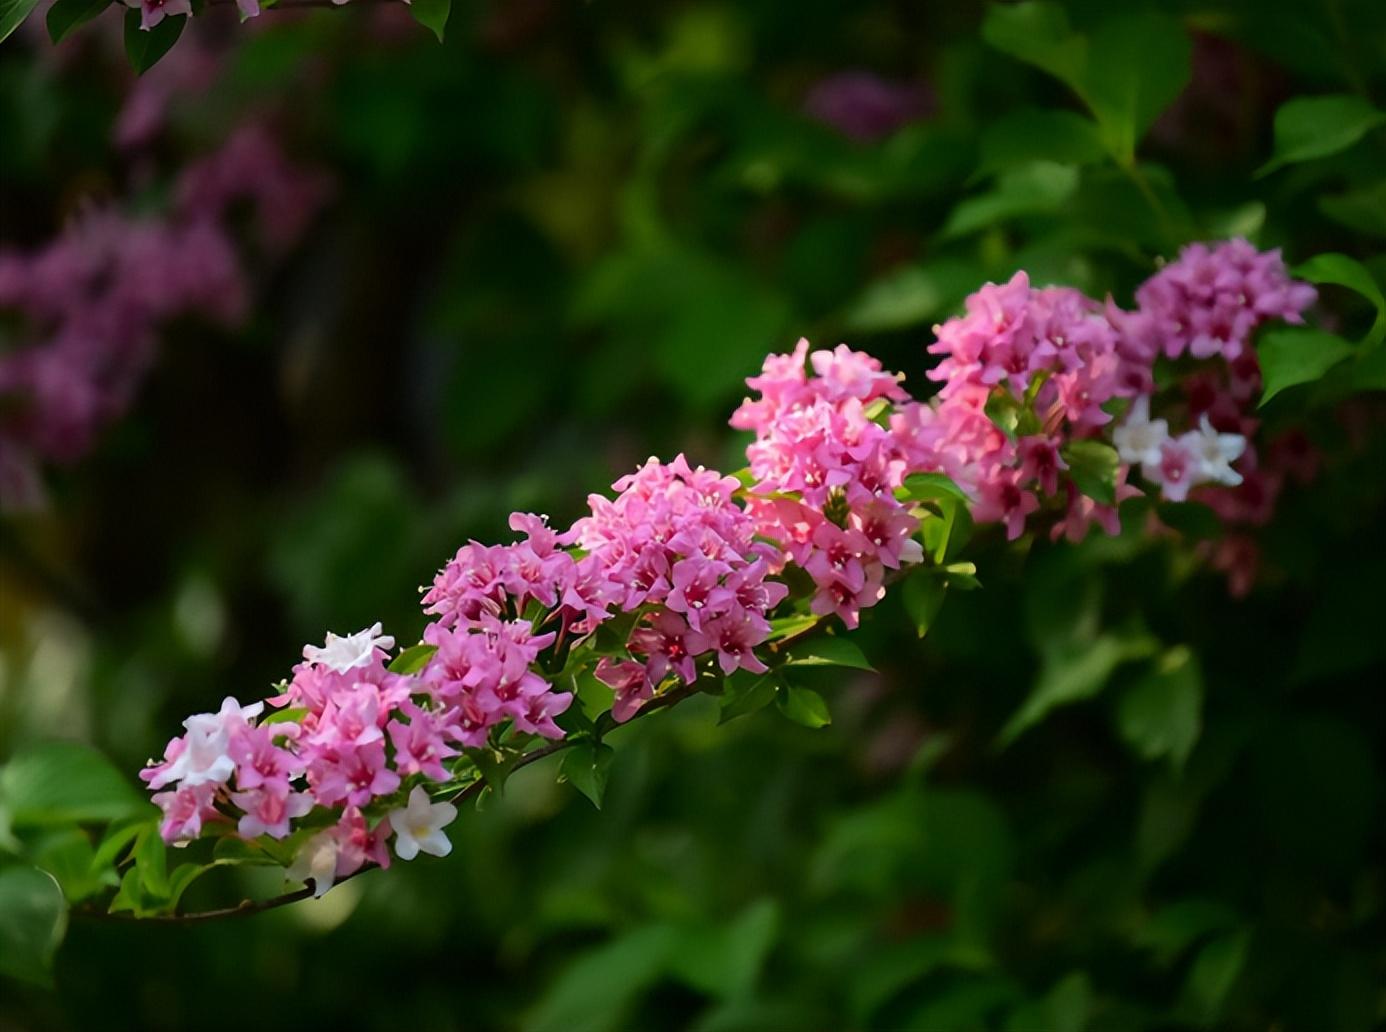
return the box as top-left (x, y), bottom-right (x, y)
top-left (1, 0), bottom-right (1385, 1028)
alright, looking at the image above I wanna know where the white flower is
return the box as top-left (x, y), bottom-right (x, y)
top-left (1113, 396), bottom-right (1170, 467)
top-left (286, 831), bottom-right (340, 897)
top-left (388, 786), bottom-right (457, 861)
top-left (303, 622), bottom-right (395, 674)
top-left (149, 696), bottom-right (263, 789)
top-left (1181, 416), bottom-right (1247, 487)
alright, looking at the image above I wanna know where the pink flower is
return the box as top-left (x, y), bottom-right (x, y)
top-left (1145, 437), bottom-right (1199, 502)
top-left (150, 783), bottom-right (220, 843)
top-left (232, 788), bottom-right (313, 840)
top-left (595, 658), bottom-right (654, 723)
top-left (123, 0), bottom-right (191, 31)
top-left (972, 470), bottom-right (1040, 540)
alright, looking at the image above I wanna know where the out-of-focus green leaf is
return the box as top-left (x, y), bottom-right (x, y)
top-left (1000, 631), bottom-right (1157, 745)
top-left (1116, 646), bottom-right (1202, 771)
top-left (559, 741), bottom-right (614, 810)
top-left (942, 161), bottom-right (1079, 238)
top-left (1257, 94), bottom-right (1386, 176)
top-left (976, 108), bottom-right (1105, 180)
top-left (1257, 327), bottom-right (1355, 406)
top-left (982, 4), bottom-right (1191, 164)
top-left (1156, 502), bottom-right (1223, 540)
top-left (0, 742), bottom-right (144, 829)
top-left (1320, 180), bottom-right (1386, 239)
top-left (123, 8), bottom-right (184, 74)
top-left (981, 2), bottom-right (1086, 84)
top-left (0, 0), bottom-right (40, 41)
top-left (1004, 971), bottom-right (1091, 1032)
top-left (843, 259), bottom-right (981, 332)
top-left (901, 572), bottom-right (947, 639)
top-left (1294, 253), bottom-right (1386, 347)
top-left (669, 899), bottom-right (779, 1000)
top-left (0, 865), bottom-right (68, 986)
top-left (525, 924), bottom-right (677, 1032)
top-left (1179, 929), bottom-right (1250, 1026)
top-left (45, 0), bottom-right (107, 43)
top-left (1062, 440), bottom-right (1120, 506)
top-left (408, 0), bottom-right (449, 41)
top-left (31, 828), bottom-right (107, 902)
top-left (1134, 899), bottom-right (1240, 966)
top-left (776, 685), bottom-right (831, 728)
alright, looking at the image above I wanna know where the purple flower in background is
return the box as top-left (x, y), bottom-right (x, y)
top-left (804, 71), bottom-right (933, 142)
top-left (0, 127), bottom-right (329, 512)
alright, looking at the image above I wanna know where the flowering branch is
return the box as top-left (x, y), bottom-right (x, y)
top-left (98, 239), bottom-right (1318, 923)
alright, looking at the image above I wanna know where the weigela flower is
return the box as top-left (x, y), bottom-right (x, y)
top-left (388, 787), bottom-right (458, 861)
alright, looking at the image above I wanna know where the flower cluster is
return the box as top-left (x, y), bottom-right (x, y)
top-left (568, 456), bottom-right (787, 718)
top-left (142, 624), bottom-right (461, 895)
top-left (901, 273), bottom-right (1139, 542)
top-left (0, 127), bottom-right (328, 511)
top-left (141, 238), bottom-right (1318, 895)
top-left (1109, 240), bottom-right (1316, 509)
top-left (733, 342), bottom-right (922, 628)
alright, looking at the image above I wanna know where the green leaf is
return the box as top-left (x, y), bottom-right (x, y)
top-left (785, 637), bottom-right (874, 672)
top-left (261, 706), bottom-right (308, 726)
top-left (1320, 180), bottom-right (1386, 240)
top-left (90, 816), bottom-right (154, 873)
top-left (901, 572), bottom-right (947, 639)
top-left (408, 0), bottom-right (449, 41)
top-left (1156, 501), bottom-right (1223, 541)
top-left (31, 829), bottom-right (109, 903)
top-left (464, 747), bottom-right (519, 798)
top-left (133, 824), bottom-right (169, 898)
top-left (975, 108), bottom-right (1105, 180)
top-left (527, 925), bottom-right (677, 1032)
top-left (982, 4), bottom-right (1191, 165)
top-left (1005, 971), bottom-right (1092, 1032)
top-left (0, 741), bottom-right (144, 828)
top-left (1000, 632), bottom-right (1157, 746)
top-left (719, 675), bottom-right (779, 724)
top-left (669, 899), bottom-right (780, 1000)
top-left (123, 8), bottom-right (185, 74)
top-left (981, 2), bottom-right (1086, 85)
top-left (843, 258), bottom-right (982, 333)
top-left (1081, 11), bottom-right (1191, 165)
top-left (387, 642), bottom-right (438, 675)
top-left (1062, 439), bottom-right (1120, 505)
top-left (46, 0), bottom-right (107, 42)
top-left (776, 685), bottom-right (831, 728)
top-left (921, 496), bottom-right (973, 564)
top-left (767, 612), bottom-right (821, 642)
top-left (0, 866), bottom-right (68, 986)
top-left (1256, 327), bottom-right (1355, 406)
top-left (1179, 929), bottom-right (1250, 1026)
top-left (0, 0), bottom-right (40, 42)
top-left (1116, 646), bottom-right (1203, 771)
top-left (1134, 899), bottom-right (1240, 966)
top-left (1257, 94), bottom-right (1386, 176)
top-left (165, 862), bottom-right (214, 910)
top-left (901, 472), bottom-right (970, 505)
top-left (942, 161), bottom-right (1079, 238)
top-left (559, 740), bottom-right (614, 810)
top-left (1293, 253), bottom-right (1386, 348)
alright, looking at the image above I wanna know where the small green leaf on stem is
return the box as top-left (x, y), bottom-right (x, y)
top-left (387, 643), bottom-right (438, 675)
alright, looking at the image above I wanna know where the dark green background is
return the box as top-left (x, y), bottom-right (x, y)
top-left (1, 0), bottom-right (1384, 1028)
